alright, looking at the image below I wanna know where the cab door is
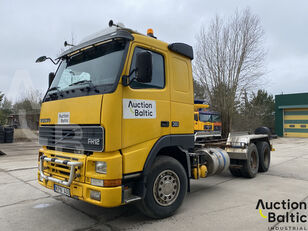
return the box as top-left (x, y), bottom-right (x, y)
top-left (121, 43), bottom-right (170, 174)
top-left (194, 112), bottom-right (199, 131)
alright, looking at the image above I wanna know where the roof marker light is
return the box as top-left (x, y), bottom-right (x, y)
top-left (147, 28), bottom-right (156, 39)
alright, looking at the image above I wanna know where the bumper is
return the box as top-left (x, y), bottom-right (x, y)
top-left (38, 172), bottom-right (122, 207)
top-left (38, 151), bottom-right (123, 208)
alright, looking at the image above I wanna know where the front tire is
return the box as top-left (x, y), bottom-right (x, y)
top-left (138, 156), bottom-right (187, 219)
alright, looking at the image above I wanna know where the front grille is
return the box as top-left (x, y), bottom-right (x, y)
top-left (39, 125), bottom-right (104, 152)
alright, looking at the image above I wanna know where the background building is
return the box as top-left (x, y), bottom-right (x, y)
top-left (275, 93), bottom-right (308, 137)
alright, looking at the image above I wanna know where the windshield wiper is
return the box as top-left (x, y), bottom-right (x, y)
top-left (69, 80), bottom-right (99, 93)
top-left (47, 86), bottom-right (59, 92)
top-left (47, 86), bottom-right (63, 95)
top-left (46, 86), bottom-right (64, 98)
top-left (69, 80), bottom-right (92, 86)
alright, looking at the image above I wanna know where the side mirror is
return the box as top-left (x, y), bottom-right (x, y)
top-left (36, 56), bottom-right (47, 63)
top-left (135, 51), bottom-right (152, 83)
top-left (48, 72), bottom-right (55, 88)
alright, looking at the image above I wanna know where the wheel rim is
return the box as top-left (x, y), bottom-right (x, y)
top-left (250, 151), bottom-right (257, 169)
top-left (153, 170), bottom-right (180, 207)
top-left (264, 147), bottom-right (270, 168)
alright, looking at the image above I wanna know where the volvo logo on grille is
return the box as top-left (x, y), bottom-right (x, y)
top-left (88, 138), bottom-right (100, 145)
top-left (40, 118), bottom-right (51, 123)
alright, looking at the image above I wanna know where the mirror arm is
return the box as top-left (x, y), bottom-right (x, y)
top-left (122, 68), bottom-right (136, 86)
top-left (47, 57), bottom-right (60, 65)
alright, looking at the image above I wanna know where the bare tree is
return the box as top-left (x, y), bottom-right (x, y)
top-left (193, 79), bottom-right (207, 100)
top-left (193, 8), bottom-right (266, 137)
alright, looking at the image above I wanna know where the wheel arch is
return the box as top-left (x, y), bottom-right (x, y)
top-left (141, 135), bottom-right (193, 195)
top-left (251, 137), bottom-right (270, 146)
top-left (143, 135), bottom-right (193, 177)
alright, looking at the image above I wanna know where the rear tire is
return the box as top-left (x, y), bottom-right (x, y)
top-left (257, 142), bottom-right (271, 172)
top-left (229, 167), bottom-right (242, 177)
top-left (241, 143), bottom-right (259, 178)
top-left (255, 127), bottom-right (271, 137)
top-left (138, 156), bottom-right (187, 219)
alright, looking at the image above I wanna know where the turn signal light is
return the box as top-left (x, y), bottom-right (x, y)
top-left (103, 179), bottom-right (122, 187)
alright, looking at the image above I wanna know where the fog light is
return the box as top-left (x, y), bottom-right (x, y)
top-left (90, 190), bottom-right (101, 201)
top-left (91, 178), bottom-right (104, 187)
top-left (95, 161), bottom-right (107, 174)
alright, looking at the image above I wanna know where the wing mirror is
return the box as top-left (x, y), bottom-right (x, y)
top-left (35, 56), bottom-right (59, 65)
top-left (36, 56), bottom-right (47, 63)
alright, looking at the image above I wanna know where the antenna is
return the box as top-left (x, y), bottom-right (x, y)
top-left (108, 20), bottom-right (124, 28)
top-left (109, 20), bottom-right (114, 27)
top-left (64, 41), bottom-right (74, 47)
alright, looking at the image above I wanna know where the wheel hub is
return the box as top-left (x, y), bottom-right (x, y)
top-left (153, 170), bottom-right (180, 206)
top-left (250, 151), bottom-right (257, 169)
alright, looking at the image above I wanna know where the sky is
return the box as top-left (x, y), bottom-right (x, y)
top-left (1, 0), bottom-right (308, 102)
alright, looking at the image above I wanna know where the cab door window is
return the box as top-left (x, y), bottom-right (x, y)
top-left (194, 113), bottom-right (198, 121)
top-left (130, 47), bottom-right (165, 89)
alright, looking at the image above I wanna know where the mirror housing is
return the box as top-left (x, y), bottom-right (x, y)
top-left (48, 72), bottom-right (55, 88)
top-left (36, 56), bottom-right (47, 63)
top-left (135, 51), bottom-right (152, 83)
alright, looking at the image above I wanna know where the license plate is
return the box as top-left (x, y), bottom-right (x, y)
top-left (54, 184), bottom-right (70, 197)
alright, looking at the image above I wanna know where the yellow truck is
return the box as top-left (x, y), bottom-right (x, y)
top-left (194, 100), bottom-right (222, 141)
top-left (36, 21), bottom-right (272, 218)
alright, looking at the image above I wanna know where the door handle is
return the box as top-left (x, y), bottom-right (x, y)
top-left (161, 121), bottom-right (169, 127)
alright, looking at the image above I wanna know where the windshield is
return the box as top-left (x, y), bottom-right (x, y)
top-left (199, 114), bottom-right (211, 122)
top-left (48, 39), bottom-right (127, 94)
top-left (212, 114), bottom-right (221, 122)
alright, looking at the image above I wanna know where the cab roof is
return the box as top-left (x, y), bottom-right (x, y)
top-left (58, 26), bottom-right (193, 60)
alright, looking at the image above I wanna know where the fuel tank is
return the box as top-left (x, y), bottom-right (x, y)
top-left (197, 148), bottom-right (230, 176)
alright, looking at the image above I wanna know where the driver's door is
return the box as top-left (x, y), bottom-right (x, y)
top-left (121, 43), bottom-right (170, 173)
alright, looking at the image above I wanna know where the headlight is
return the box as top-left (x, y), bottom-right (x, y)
top-left (95, 161), bottom-right (107, 174)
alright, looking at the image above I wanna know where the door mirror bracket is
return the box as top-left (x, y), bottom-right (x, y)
top-left (122, 68), bottom-right (136, 86)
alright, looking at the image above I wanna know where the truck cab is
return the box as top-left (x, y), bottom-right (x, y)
top-left (194, 100), bottom-right (222, 141)
top-left (38, 24), bottom-right (194, 215)
top-left (37, 22), bottom-right (272, 219)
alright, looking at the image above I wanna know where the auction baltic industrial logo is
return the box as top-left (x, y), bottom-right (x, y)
top-left (123, 99), bottom-right (156, 119)
top-left (256, 199), bottom-right (307, 230)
